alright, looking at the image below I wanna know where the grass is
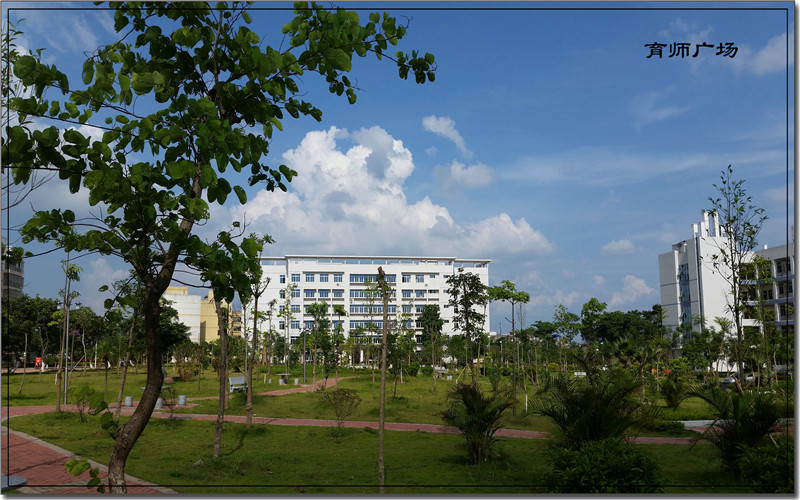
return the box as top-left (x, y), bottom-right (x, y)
top-left (5, 410), bottom-right (751, 494)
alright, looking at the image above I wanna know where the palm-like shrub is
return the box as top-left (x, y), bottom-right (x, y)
top-left (530, 370), bottom-right (652, 450)
top-left (441, 383), bottom-right (515, 464)
top-left (688, 386), bottom-right (782, 478)
top-left (660, 372), bottom-right (692, 410)
top-left (740, 435), bottom-right (794, 493)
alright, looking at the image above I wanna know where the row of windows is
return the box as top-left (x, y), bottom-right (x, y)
top-left (401, 274), bottom-right (435, 283)
top-left (280, 273), bottom-right (346, 284)
top-left (350, 273), bottom-right (397, 283)
top-left (350, 305), bottom-right (397, 314)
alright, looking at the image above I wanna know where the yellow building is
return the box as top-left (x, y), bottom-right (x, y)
top-left (163, 286), bottom-right (241, 344)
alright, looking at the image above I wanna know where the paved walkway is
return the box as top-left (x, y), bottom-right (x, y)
top-left (2, 376), bottom-right (704, 494)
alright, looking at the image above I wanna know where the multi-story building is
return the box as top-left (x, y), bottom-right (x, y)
top-left (659, 211), bottom-right (795, 342)
top-left (257, 255), bottom-right (491, 353)
top-left (163, 286), bottom-right (242, 344)
top-left (1, 236), bottom-right (24, 298)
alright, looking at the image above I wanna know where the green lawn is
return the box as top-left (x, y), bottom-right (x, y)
top-left (5, 411), bottom-right (748, 494)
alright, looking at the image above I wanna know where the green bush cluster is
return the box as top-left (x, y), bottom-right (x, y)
top-left (740, 435), bottom-right (794, 493)
top-left (420, 365), bottom-right (434, 376)
top-left (545, 438), bottom-right (664, 493)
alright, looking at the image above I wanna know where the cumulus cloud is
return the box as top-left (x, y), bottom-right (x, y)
top-left (600, 239), bottom-right (636, 256)
top-left (610, 275), bottom-right (655, 307)
top-left (80, 257), bottom-right (130, 311)
top-left (434, 160), bottom-right (495, 191)
top-left (422, 115), bottom-right (473, 158)
top-left (593, 275), bottom-right (605, 286)
top-left (224, 126), bottom-right (554, 259)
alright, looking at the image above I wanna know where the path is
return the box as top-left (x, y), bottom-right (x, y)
top-left (2, 376), bottom-right (702, 494)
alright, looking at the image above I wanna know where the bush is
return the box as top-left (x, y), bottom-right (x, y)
top-left (547, 362), bottom-right (559, 373)
top-left (420, 365), bottom-right (433, 376)
top-left (660, 372), bottom-right (692, 410)
top-left (68, 385), bottom-right (96, 423)
top-left (404, 362), bottom-right (419, 377)
top-left (323, 388), bottom-right (362, 439)
top-left (740, 435), bottom-right (794, 493)
top-left (441, 383), bottom-right (515, 465)
top-left (545, 438), bottom-right (664, 493)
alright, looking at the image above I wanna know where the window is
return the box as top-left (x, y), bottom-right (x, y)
top-left (280, 275), bottom-right (286, 284)
top-left (305, 273), bottom-right (315, 282)
top-left (351, 273), bottom-right (396, 283)
top-left (402, 290), bottom-right (412, 298)
top-left (291, 273), bottom-right (300, 283)
top-left (305, 289), bottom-right (316, 298)
top-left (333, 290), bottom-right (343, 298)
top-left (429, 289), bottom-right (438, 295)
top-left (416, 305), bottom-right (425, 314)
top-left (334, 274), bottom-right (343, 283)
top-left (319, 289), bottom-right (329, 298)
top-left (279, 321), bottom-right (285, 330)
top-left (402, 274), bottom-right (411, 283)
top-left (402, 305), bottom-right (412, 313)
top-left (290, 320), bottom-right (300, 330)
top-left (291, 305), bottom-right (300, 313)
top-left (279, 305), bottom-right (285, 312)
top-left (415, 290), bottom-right (426, 298)
top-left (292, 289), bottom-right (300, 298)
top-left (416, 274), bottom-right (424, 283)
top-left (319, 273), bottom-right (329, 282)
top-left (280, 290), bottom-right (285, 299)
top-left (304, 321), bottom-right (315, 330)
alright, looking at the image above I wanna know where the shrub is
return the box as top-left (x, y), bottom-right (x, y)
top-left (545, 438), bottom-right (664, 493)
top-left (688, 386), bottom-right (783, 478)
top-left (68, 385), bottom-right (96, 423)
top-left (660, 372), bottom-right (692, 410)
top-left (421, 365), bottom-right (434, 376)
top-left (547, 362), bottom-right (559, 373)
top-left (740, 435), bottom-right (794, 493)
top-left (441, 383), bottom-right (515, 465)
top-left (322, 388), bottom-right (362, 439)
top-left (404, 362), bottom-right (419, 377)
top-left (530, 370), bottom-right (654, 450)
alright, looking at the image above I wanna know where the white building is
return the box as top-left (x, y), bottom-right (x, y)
top-left (163, 286), bottom-right (202, 343)
top-left (659, 211), bottom-right (795, 340)
top-left (256, 255), bottom-right (491, 350)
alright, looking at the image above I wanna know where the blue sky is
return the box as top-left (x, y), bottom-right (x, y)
top-left (2, 2), bottom-right (794, 332)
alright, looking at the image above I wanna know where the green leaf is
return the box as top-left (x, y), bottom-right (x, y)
top-left (82, 60), bottom-right (95, 85)
top-left (13, 55), bottom-right (38, 83)
top-left (323, 48), bottom-right (352, 72)
top-left (233, 185), bottom-right (247, 204)
top-left (65, 458), bottom-right (91, 477)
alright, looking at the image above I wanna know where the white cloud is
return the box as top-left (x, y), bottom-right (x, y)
top-left (434, 160), bottom-right (495, 191)
top-left (630, 90), bottom-right (690, 128)
top-left (422, 115), bottom-right (473, 158)
top-left (600, 238), bottom-right (636, 255)
top-left (593, 275), bottom-right (605, 286)
top-left (609, 275), bottom-right (655, 307)
top-left (80, 257), bottom-right (130, 312)
top-left (732, 32), bottom-right (792, 76)
top-left (224, 126), bottom-right (554, 260)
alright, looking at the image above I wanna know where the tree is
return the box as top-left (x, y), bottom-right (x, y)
top-left (331, 303), bottom-right (347, 381)
top-left (488, 280), bottom-right (529, 416)
top-left (580, 298), bottom-right (607, 345)
top-left (55, 260), bottom-right (81, 412)
top-left (245, 234), bottom-right (272, 428)
top-left (446, 269), bottom-right (489, 387)
top-left (4, 2), bottom-right (434, 490)
top-left (552, 304), bottom-right (580, 372)
top-left (307, 301), bottom-right (330, 389)
top-left (419, 304), bottom-right (444, 393)
top-left (706, 165), bottom-right (767, 377)
top-left (376, 266), bottom-right (392, 493)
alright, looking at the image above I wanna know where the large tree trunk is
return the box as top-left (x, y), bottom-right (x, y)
top-left (17, 332), bottom-right (27, 394)
top-left (115, 309), bottom-right (139, 419)
top-left (214, 301), bottom-right (228, 458)
top-left (107, 290), bottom-right (165, 493)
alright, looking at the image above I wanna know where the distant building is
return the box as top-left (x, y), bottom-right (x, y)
top-left (257, 255), bottom-right (491, 352)
top-left (1, 236), bottom-right (24, 298)
top-left (163, 286), bottom-right (241, 344)
top-left (658, 211), bottom-right (795, 343)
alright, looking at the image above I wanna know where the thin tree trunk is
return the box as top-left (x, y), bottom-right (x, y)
top-left (247, 298), bottom-right (259, 429)
top-left (214, 301), bottom-right (228, 458)
top-left (17, 332), bottom-right (27, 394)
top-left (115, 309), bottom-right (139, 419)
top-left (107, 289), bottom-right (166, 493)
top-left (377, 269), bottom-right (390, 494)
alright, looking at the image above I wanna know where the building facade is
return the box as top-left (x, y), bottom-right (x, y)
top-left (257, 255), bottom-right (491, 348)
top-left (163, 286), bottom-right (242, 344)
top-left (1, 236), bottom-right (24, 298)
top-left (659, 211), bottom-right (795, 340)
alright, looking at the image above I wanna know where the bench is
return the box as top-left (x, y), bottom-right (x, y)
top-left (229, 376), bottom-right (246, 393)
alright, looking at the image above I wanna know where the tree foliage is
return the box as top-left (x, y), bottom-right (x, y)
top-left (3, 2), bottom-right (434, 491)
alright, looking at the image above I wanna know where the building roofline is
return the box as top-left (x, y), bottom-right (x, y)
top-left (260, 255), bottom-right (491, 263)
